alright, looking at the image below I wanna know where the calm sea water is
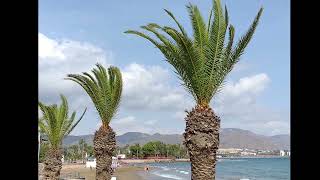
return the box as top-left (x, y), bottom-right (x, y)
top-left (137, 157), bottom-right (290, 180)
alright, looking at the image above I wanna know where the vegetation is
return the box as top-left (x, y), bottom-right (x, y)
top-left (62, 139), bottom-right (95, 163)
top-left (66, 64), bottom-right (123, 180)
top-left (121, 141), bottom-right (188, 159)
top-left (38, 95), bottom-right (86, 179)
top-left (39, 142), bottom-right (49, 163)
top-left (125, 0), bottom-right (263, 178)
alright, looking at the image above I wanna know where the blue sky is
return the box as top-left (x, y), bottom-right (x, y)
top-left (39, 0), bottom-right (290, 136)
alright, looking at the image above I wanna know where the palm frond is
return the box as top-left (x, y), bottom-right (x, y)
top-left (66, 64), bottom-right (123, 126)
top-left (125, 0), bottom-right (263, 106)
top-left (231, 7), bottom-right (263, 65)
top-left (38, 95), bottom-right (86, 149)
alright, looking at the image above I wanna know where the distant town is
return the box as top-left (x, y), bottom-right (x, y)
top-left (217, 148), bottom-right (290, 158)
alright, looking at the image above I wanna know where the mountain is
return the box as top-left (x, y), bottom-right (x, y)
top-left (63, 128), bottom-right (290, 150)
top-left (219, 128), bottom-right (290, 150)
top-left (269, 134), bottom-right (290, 150)
top-left (63, 135), bottom-right (94, 146)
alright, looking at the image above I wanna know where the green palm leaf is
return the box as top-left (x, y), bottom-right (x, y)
top-left (125, 0), bottom-right (263, 106)
top-left (38, 95), bottom-right (86, 149)
top-left (66, 64), bottom-right (123, 126)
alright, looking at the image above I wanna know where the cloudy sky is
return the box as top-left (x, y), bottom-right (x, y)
top-left (39, 0), bottom-right (290, 136)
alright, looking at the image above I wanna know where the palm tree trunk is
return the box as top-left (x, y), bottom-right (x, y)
top-left (94, 126), bottom-right (116, 180)
top-left (43, 149), bottom-right (62, 180)
top-left (184, 105), bottom-right (220, 180)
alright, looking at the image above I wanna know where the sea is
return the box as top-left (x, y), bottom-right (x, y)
top-left (137, 157), bottom-right (290, 180)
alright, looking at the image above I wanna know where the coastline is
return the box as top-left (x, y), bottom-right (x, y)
top-left (120, 158), bottom-right (189, 164)
top-left (45, 157), bottom-right (290, 180)
top-left (119, 156), bottom-right (288, 164)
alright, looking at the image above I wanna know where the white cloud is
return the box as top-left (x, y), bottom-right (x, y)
top-left (38, 33), bottom-right (289, 136)
top-left (212, 73), bottom-right (289, 136)
top-left (110, 116), bottom-right (163, 135)
top-left (222, 73), bottom-right (270, 97)
top-left (109, 115), bottom-right (181, 135)
top-left (39, 33), bottom-right (113, 106)
top-left (39, 33), bottom-right (65, 59)
top-left (173, 111), bottom-right (187, 121)
top-left (112, 116), bottom-right (136, 125)
top-left (121, 63), bottom-right (193, 111)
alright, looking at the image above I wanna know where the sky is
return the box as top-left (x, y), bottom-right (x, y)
top-left (39, 0), bottom-right (290, 136)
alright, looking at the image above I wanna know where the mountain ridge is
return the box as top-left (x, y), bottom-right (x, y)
top-left (63, 128), bottom-right (290, 150)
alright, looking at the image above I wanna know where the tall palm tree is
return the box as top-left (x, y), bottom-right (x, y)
top-left (125, 0), bottom-right (263, 179)
top-left (38, 95), bottom-right (86, 179)
top-left (79, 139), bottom-right (85, 163)
top-left (66, 64), bottom-right (123, 180)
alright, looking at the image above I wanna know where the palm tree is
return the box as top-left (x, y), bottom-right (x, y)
top-left (66, 64), bottom-right (123, 180)
top-left (125, 0), bottom-right (263, 179)
top-left (38, 95), bottom-right (86, 179)
top-left (79, 139), bottom-right (86, 163)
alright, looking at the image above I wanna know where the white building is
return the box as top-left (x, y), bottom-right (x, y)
top-left (85, 157), bottom-right (119, 169)
top-left (86, 157), bottom-right (96, 168)
top-left (117, 154), bottom-right (126, 159)
top-left (280, 150), bottom-right (286, 156)
top-left (286, 151), bottom-right (290, 156)
top-left (241, 151), bottom-right (257, 156)
top-left (61, 155), bottom-right (64, 163)
top-left (218, 148), bottom-right (242, 154)
top-left (112, 157), bottom-right (118, 169)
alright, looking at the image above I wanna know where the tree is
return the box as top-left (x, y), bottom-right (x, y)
top-left (66, 64), bottom-right (123, 180)
top-left (84, 145), bottom-right (94, 157)
top-left (125, 0), bottom-right (263, 179)
top-left (39, 142), bottom-right (49, 163)
top-left (141, 142), bottom-right (156, 157)
top-left (129, 143), bottom-right (141, 158)
top-left (167, 144), bottom-right (180, 158)
top-left (69, 144), bottom-right (81, 162)
top-left (78, 139), bottom-right (86, 163)
top-left (38, 95), bottom-right (86, 179)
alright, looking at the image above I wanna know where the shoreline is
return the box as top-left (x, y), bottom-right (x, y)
top-left (120, 156), bottom-right (289, 164)
top-left (120, 158), bottom-right (189, 164)
top-left (43, 157), bottom-right (290, 180)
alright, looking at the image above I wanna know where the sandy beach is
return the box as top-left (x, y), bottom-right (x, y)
top-left (60, 164), bottom-right (144, 180)
top-left (120, 158), bottom-right (190, 164)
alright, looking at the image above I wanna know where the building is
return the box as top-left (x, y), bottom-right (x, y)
top-left (111, 157), bottom-right (118, 169)
top-left (117, 154), bottom-right (126, 159)
top-left (279, 150), bottom-right (286, 156)
top-left (217, 148), bottom-right (242, 155)
top-left (241, 151), bottom-right (257, 156)
top-left (287, 151), bottom-right (290, 156)
top-left (86, 157), bottom-right (96, 168)
top-left (85, 157), bottom-right (119, 169)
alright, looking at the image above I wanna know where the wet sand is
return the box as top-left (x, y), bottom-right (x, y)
top-left (60, 164), bottom-right (144, 180)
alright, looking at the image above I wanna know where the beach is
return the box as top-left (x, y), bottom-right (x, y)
top-left (120, 158), bottom-right (190, 164)
top-left (60, 164), bottom-right (144, 180)
top-left (58, 159), bottom-right (189, 180)
top-left (42, 157), bottom-right (289, 180)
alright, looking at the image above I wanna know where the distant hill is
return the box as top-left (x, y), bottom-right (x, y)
top-left (63, 128), bottom-right (290, 150)
top-left (219, 128), bottom-right (290, 150)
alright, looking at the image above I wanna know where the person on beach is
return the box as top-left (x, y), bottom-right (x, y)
top-left (144, 166), bottom-right (149, 172)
